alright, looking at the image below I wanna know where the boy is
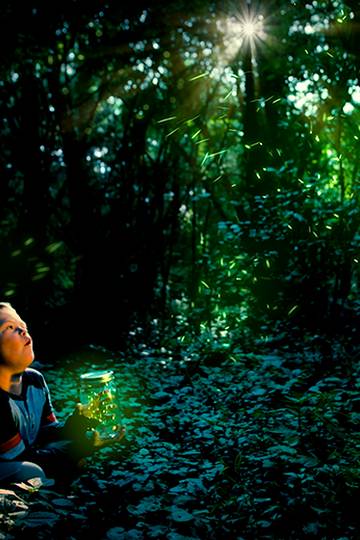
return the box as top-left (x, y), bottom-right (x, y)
top-left (0, 301), bottom-right (125, 486)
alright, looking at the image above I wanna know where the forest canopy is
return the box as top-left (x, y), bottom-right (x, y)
top-left (0, 0), bottom-right (359, 355)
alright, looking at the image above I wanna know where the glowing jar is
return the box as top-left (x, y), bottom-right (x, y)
top-left (79, 370), bottom-right (121, 439)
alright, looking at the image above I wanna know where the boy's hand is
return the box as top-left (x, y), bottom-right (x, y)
top-left (91, 425), bottom-right (126, 449)
top-left (65, 405), bottom-right (125, 452)
top-left (63, 403), bottom-right (100, 438)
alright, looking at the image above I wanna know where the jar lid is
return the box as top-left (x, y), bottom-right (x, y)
top-left (80, 370), bottom-right (114, 383)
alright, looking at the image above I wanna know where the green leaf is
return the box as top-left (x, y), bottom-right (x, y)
top-left (170, 506), bottom-right (194, 522)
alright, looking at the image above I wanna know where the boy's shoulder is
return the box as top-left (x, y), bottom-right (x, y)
top-left (24, 367), bottom-right (46, 388)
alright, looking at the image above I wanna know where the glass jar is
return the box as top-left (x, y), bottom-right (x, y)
top-left (79, 370), bottom-right (121, 439)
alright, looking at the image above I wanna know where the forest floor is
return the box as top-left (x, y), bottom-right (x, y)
top-left (1, 337), bottom-right (360, 539)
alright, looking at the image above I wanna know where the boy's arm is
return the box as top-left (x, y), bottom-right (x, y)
top-left (0, 397), bottom-right (26, 461)
top-left (36, 374), bottom-right (64, 444)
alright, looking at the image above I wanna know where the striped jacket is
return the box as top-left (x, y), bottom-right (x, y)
top-left (0, 368), bottom-right (59, 460)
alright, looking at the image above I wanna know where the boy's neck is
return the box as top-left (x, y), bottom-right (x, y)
top-left (0, 369), bottom-right (23, 394)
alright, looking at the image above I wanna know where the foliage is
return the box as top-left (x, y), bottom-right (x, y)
top-left (1, 337), bottom-right (359, 539)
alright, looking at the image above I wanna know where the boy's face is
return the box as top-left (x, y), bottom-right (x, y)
top-left (0, 306), bottom-right (34, 373)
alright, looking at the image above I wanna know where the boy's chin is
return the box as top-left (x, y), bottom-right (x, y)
top-left (24, 354), bottom-right (35, 368)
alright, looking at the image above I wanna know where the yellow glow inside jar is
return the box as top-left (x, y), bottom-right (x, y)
top-left (79, 370), bottom-right (121, 438)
